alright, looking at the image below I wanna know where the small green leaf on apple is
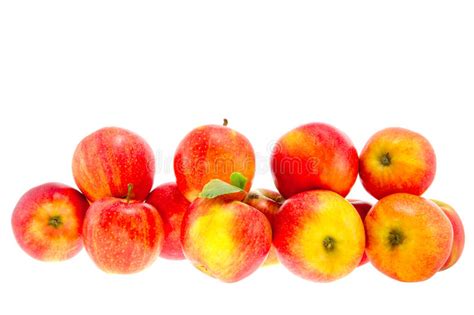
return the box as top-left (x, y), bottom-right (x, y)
top-left (199, 172), bottom-right (248, 199)
top-left (230, 172), bottom-right (248, 190)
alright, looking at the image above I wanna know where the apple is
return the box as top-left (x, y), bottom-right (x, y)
top-left (181, 197), bottom-right (272, 282)
top-left (243, 188), bottom-right (283, 224)
top-left (348, 199), bottom-right (373, 266)
top-left (254, 188), bottom-right (285, 204)
top-left (72, 127), bottom-right (155, 202)
top-left (146, 182), bottom-right (190, 260)
top-left (359, 127), bottom-right (436, 200)
top-left (273, 190), bottom-right (365, 282)
top-left (365, 193), bottom-right (453, 282)
top-left (83, 188), bottom-right (164, 274)
top-left (270, 123), bottom-right (358, 199)
top-left (431, 199), bottom-right (465, 271)
top-left (244, 188), bottom-right (284, 266)
top-left (174, 120), bottom-right (256, 202)
top-left (11, 183), bottom-right (89, 261)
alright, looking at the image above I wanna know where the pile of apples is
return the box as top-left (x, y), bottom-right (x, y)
top-left (11, 121), bottom-right (465, 283)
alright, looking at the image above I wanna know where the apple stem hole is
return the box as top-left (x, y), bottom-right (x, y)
top-left (388, 229), bottom-right (405, 248)
top-left (323, 236), bottom-right (336, 252)
top-left (48, 215), bottom-right (63, 229)
top-left (380, 152), bottom-right (392, 166)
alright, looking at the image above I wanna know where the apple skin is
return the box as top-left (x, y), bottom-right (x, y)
top-left (83, 198), bottom-right (164, 274)
top-left (271, 123), bottom-right (358, 199)
top-left (174, 124), bottom-right (256, 202)
top-left (348, 199), bottom-right (373, 266)
top-left (255, 188), bottom-right (285, 204)
top-left (181, 197), bottom-right (272, 282)
top-left (243, 188), bottom-right (283, 225)
top-left (365, 193), bottom-right (453, 282)
top-left (359, 127), bottom-right (436, 200)
top-left (146, 182), bottom-right (190, 260)
top-left (244, 188), bottom-right (284, 266)
top-left (273, 190), bottom-right (365, 282)
top-left (431, 200), bottom-right (465, 271)
top-left (72, 127), bottom-right (155, 202)
top-left (11, 183), bottom-right (89, 261)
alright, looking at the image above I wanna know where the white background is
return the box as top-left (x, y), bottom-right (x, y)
top-left (1, 1), bottom-right (473, 314)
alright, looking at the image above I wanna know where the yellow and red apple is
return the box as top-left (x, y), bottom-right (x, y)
top-left (146, 182), bottom-right (190, 260)
top-left (181, 197), bottom-right (272, 282)
top-left (431, 199), bottom-right (465, 271)
top-left (174, 121), bottom-right (256, 202)
top-left (12, 183), bottom-right (89, 261)
top-left (273, 190), bottom-right (365, 282)
top-left (359, 128), bottom-right (436, 200)
top-left (365, 193), bottom-right (453, 282)
top-left (271, 123), bottom-right (358, 199)
top-left (72, 127), bottom-right (155, 202)
top-left (83, 191), bottom-right (164, 274)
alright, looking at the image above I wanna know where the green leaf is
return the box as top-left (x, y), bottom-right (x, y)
top-left (230, 172), bottom-right (248, 190)
top-left (199, 179), bottom-right (243, 199)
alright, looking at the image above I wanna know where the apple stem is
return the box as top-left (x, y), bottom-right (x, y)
top-left (223, 118), bottom-right (228, 127)
top-left (126, 183), bottom-right (134, 204)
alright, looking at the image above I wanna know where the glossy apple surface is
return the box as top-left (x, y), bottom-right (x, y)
top-left (83, 198), bottom-right (164, 274)
top-left (181, 197), bottom-right (272, 282)
top-left (359, 128), bottom-right (436, 199)
top-left (146, 182), bottom-right (190, 260)
top-left (73, 127), bottom-right (155, 202)
top-left (273, 190), bottom-right (365, 282)
top-left (365, 194), bottom-right (453, 282)
top-left (174, 123), bottom-right (255, 202)
top-left (271, 123), bottom-right (358, 199)
top-left (12, 183), bottom-right (89, 261)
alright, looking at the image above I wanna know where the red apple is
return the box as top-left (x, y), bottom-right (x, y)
top-left (273, 190), bottom-right (365, 282)
top-left (359, 127), bottom-right (436, 200)
top-left (146, 182), bottom-right (190, 260)
top-left (72, 127), bottom-right (155, 202)
top-left (83, 191), bottom-right (164, 274)
top-left (348, 199), bottom-right (373, 266)
top-left (244, 188), bottom-right (284, 266)
top-left (255, 188), bottom-right (285, 204)
top-left (181, 197), bottom-right (272, 282)
top-left (431, 200), bottom-right (465, 271)
top-left (174, 120), bottom-right (256, 202)
top-left (271, 123), bottom-right (358, 199)
top-left (243, 188), bottom-right (283, 225)
top-left (12, 183), bottom-right (89, 261)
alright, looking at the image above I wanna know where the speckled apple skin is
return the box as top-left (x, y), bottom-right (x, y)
top-left (431, 199), bottom-right (465, 271)
top-left (271, 123), bottom-right (358, 199)
top-left (83, 198), bottom-right (164, 274)
top-left (359, 127), bottom-right (436, 200)
top-left (181, 197), bottom-right (272, 282)
top-left (73, 127), bottom-right (155, 202)
top-left (146, 182), bottom-right (190, 260)
top-left (12, 183), bottom-right (89, 261)
top-left (174, 124), bottom-right (255, 202)
top-left (365, 194), bottom-right (453, 282)
top-left (273, 190), bottom-right (365, 282)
